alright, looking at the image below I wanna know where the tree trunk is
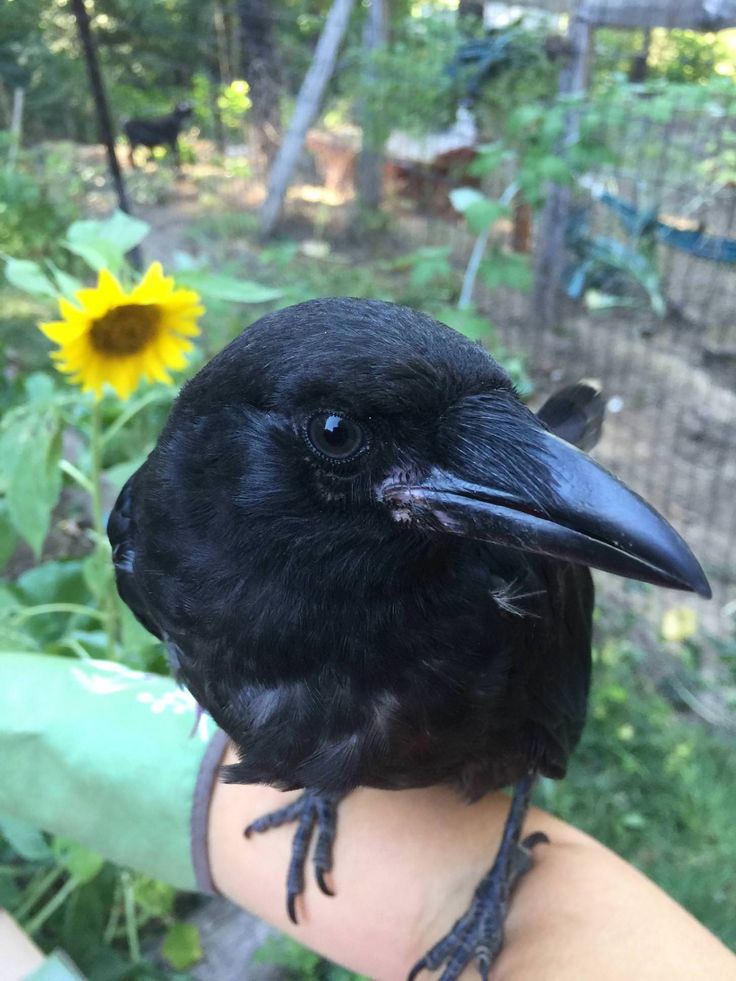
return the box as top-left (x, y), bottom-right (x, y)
top-left (356, 0), bottom-right (387, 212)
top-left (260, 0), bottom-right (356, 238)
top-left (70, 0), bottom-right (141, 270)
top-left (238, 0), bottom-right (282, 172)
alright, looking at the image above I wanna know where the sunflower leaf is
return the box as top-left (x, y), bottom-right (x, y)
top-left (47, 262), bottom-right (84, 300)
top-left (64, 210), bottom-right (150, 274)
top-left (0, 408), bottom-right (62, 556)
top-left (179, 271), bottom-right (282, 304)
top-left (2, 257), bottom-right (57, 298)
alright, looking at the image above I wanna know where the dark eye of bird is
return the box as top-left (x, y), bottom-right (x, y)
top-left (306, 412), bottom-right (367, 462)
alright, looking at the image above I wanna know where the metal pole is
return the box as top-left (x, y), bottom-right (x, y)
top-left (70, 0), bottom-right (142, 270)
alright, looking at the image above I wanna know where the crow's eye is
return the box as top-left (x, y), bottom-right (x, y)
top-left (306, 412), bottom-right (367, 462)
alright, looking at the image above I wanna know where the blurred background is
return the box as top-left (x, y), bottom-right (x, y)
top-left (1, 0), bottom-right (735, 977)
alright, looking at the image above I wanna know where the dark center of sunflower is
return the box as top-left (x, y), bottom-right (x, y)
top-left (90, 304), bottom-right (159, 356)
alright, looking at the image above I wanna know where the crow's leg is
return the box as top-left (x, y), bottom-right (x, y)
top-left (245, 789), bottom-right (344, 924)
top-left (408, 773), bottom-right (547, 981)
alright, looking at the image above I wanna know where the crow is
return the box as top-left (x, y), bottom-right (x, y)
top-left (108, 298), bottom-right (709, 980)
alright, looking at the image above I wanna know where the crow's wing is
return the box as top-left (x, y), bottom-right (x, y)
top-left (537, 380), bottom-right (604, 451)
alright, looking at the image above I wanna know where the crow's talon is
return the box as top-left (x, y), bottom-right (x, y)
top-left (408, 775), bottom-right (546, 981)
top-left (245, 789), bottom-right (343, 924)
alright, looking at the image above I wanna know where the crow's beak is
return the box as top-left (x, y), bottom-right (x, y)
top-left (380, 396), bottom-right (711, 598)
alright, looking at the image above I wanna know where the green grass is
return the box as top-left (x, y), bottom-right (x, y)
top-left (540, 637), bottom-right (736, 951)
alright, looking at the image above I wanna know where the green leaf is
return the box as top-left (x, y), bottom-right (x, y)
top-left (436, 306), bottom-right (494, 341)
top-left (119, 603), bottom-right (160, 652)
top-left (467, 142), bottom-right (506, 177)
top-left (0, 409), bottom-right (62, 556)
top-left (0, 816), bottom-right (52, 861)
top-left (47, 263), bottom-right (83, 300)
top-left (464, 199), bottom-right (505, 235)
top-left (25, 372), bottom-right (56, 403)
top-left (3, 258), bottom-right (57, 298)
top-left (133, 875), bottom-right (175, 920)
top-left (162, 923), bottom-right (203, 971)
top-left (449, 186), bottom-right (485, 214)
top-left (480, 252), bottom-right (533, 292)
top-left (65, 211), bottom-right (149, 274)
top-left (407, 246), bottom-right (452, 287)
top-left (15, 560), bottom-right (86, 606)
top-left (104, 453), bottom-right (150, 493)
top-left (179, 271), bottom-right (282, 304)
top-left (52, 837), bottom-right (104, 884)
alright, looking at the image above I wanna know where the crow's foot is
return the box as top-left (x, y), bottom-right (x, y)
top-left (245, 789), bottom-right (343, 924)
top-left (408, 774), bottom-right (546, 981)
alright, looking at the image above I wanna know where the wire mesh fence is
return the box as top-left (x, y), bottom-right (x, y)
top-left (4, 0), bottom-right (736, 644)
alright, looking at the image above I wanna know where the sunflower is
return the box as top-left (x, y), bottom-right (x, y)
top-left (39, 262), bottom-right (204, 400)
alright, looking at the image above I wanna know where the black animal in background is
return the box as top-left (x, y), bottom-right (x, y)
top-left (123, 101), bottom-right (193, 168)
top-left (108, 299), bottom-right (709, 981)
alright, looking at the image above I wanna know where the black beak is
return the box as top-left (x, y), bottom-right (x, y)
top-left (380, 395), bottom-right (711, 598)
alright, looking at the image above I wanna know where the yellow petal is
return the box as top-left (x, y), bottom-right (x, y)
top-left (39, 319), bottom-right (88, 344)
top-left (97, 268), bottom-right (125, 303)
top-left (130, 262), bottom-right (173, 303)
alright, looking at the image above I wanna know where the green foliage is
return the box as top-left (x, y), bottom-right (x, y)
top-left (0, 165), bottom-right (79, 263)
top-left (345, 13), bottom-right (464, 148)
top-left (64, 211), bottom-right (150, 274)
top-left (541, 639), bottom-right (736, 949)
top-left (162, 922), bottom-right (203, 971)
top-left (254, 934), bottom-right (369, 981)
top-left (0, 375), bottom-right (63, 555)
top-left (217, 79), bottom-right (252, 131)
top-left (0, 209), bottom-right (300, 972)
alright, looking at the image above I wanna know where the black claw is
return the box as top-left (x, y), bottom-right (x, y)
top-left (316, 868), bottom-right (334, 896)
top-left (407, 958), bottom-right (427, 981)
top-left (287, 891), bottom-right (299, 925)
top-left (409, 776), bottom-right (539, 981)
top-left (245, 790), bottom-right (344, 924)
top-left (521, 830), bottom-right (550, 850)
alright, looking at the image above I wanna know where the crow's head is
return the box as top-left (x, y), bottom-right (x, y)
top-left (159, 298), bottom-right (709, 597)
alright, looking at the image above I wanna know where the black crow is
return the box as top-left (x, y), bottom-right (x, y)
top-left (108, 298), bottom-right (709, 980)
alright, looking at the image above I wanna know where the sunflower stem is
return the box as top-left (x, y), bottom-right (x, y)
top-left (90, 400), bottom-right (118, 659)
top-left (59, 459), bottom-right (95, 495)
top-left (101, 388), bottom-right (169, 447)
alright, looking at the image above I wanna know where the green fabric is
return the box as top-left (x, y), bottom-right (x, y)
top-left (0, 653), bottom-right (219, 891)
top-left (26, 951), bottom-right (85, 981)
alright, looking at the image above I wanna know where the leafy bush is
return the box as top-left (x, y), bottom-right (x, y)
top-left (0, 164), bottom-right (79, 262)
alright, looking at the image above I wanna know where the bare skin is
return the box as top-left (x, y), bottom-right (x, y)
top-left (209, 745), bottom-right (736, 981)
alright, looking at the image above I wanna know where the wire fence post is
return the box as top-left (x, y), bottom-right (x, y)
top-left (532, 7), bottom-right (593, 332)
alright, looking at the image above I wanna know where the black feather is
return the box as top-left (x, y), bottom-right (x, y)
top-left (536, 379), bottom-right (604, 451)
top-left (108, 298), bottom-right (593, 799)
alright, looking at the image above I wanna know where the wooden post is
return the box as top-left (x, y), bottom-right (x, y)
top-left (70, 0), bottom-right (142, 270)
top-left (532, 9), bottom-right (592, 332)
top-left (259, 0), bottom-right (356, 237)
top-left (8, 88), bottom-right (24, 171)
top-left (356, 0), bottom-right (388, 212)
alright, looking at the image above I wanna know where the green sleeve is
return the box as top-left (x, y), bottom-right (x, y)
top-left (0, 653), bottom-right (228, 893)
